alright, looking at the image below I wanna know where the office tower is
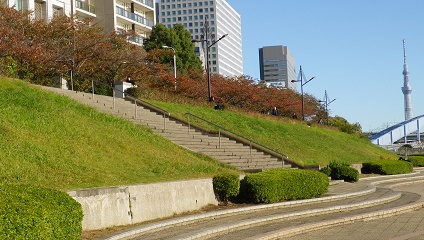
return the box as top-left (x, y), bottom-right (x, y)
top-left (259, 45), bottom-right (297, 90)
top-left (156, 0), bottom-right (243, 77)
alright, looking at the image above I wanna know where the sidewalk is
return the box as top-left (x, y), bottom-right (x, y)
top-left (102, 168), bottom-right (424, 240)
top-left (286, 182), bottom-right (424, 240)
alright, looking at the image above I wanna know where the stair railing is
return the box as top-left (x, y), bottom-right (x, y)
top-left (67, 72), bottom-right (302, 168)
top-left (72, 71), bottom-right (171, 131)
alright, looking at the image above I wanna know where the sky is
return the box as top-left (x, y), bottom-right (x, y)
top-left (225, 0), bottom-right (424, 132)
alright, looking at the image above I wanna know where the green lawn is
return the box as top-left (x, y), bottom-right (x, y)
top-left (0, 78), bottom-right (239, 190)
top-left (0, 77), bottom-right (397, 191)
top-left (148, 100), bottom-right (397, 166)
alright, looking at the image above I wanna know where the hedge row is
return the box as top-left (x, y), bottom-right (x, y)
top-left (238, 169), bottom-right (329, 204)
top-left (362, 160), bottom-right (413, 175)
top-left (319, 160), bottom-right (359, 182)
top-left (407, 156), bottom-right (424, 167)
top-left (212, 173), bottom-right (240, 203)
top-left (0, 184), bottom-right (83, 240)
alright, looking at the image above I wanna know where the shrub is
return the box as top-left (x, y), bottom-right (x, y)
top-left (362, 160), bottom-right (413, 175)
top-left (212, 173), bottom-right (240, 204)
top-left (328, 160), bottom-right (350, 168)
top-left (319, 166), bottom-right (332, 176)
top-left (407, 156), bottom-right (424, 167)
top-left (239, 169), bottom-right (329, 204)
top-left (330, 166), bottom-right (359, 182)
top-left (0, 184), bottom-right (83, 239)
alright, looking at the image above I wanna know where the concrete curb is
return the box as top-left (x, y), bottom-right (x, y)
top-left (248, 199), bottom-right (424, 240)
top-left (181, 191), bottom-right (402, 240)
top-left (102, 184), bottom-right (376, 240)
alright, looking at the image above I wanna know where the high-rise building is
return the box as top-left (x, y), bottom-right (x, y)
top-left (259, 45), bottom-right (296, 90)
top-left (3, 0), bottom-right (155, 45)
top-left (156, 0), bottom-right (243, 77)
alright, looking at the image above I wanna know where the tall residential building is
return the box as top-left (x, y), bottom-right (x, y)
top-left (259, 45), bottom-right (296, 90)
top-left (94, 0), bottom-right (155, 45)
top-left (3, 0), bottom-right (155, 45)
top-left (156, 0), bottom-right (243, 77)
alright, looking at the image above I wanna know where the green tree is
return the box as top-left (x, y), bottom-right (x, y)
top-left (144, 23), bottom-right (202, 73)
top-left (329, 116), bottom-right (362, 134)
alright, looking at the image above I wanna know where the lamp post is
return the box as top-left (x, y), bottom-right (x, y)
top-left (319, 90), bottom-right (336, 125)
top-left (162, 45), bottom-right (177, 91)
top-left (291, 65), bottom-right (315, 121)
top-left (191, 17), bottom-right (228, 101)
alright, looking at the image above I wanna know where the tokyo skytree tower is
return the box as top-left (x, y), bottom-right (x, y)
top-left (402, 39), bottom-right (413, 120)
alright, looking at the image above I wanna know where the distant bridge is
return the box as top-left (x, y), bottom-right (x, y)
top-left (369, 114), bottom-right (424, 147)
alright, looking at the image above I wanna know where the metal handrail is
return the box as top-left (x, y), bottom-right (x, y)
top-left (184, 112), bottom-right (303, 168)
top-left (72, 72), bottom-right (171, 129)
top-left (68, 72), bottom-right (302, 168)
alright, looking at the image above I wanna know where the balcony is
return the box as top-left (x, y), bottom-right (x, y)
top-left (134, 0), bottom-right (154, 8)
top-left (75, 0), bottom-right (95, 14)
top-left (116, 6), bottom-right (154, 28)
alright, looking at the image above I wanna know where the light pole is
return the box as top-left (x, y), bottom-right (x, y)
top-left (191, 16), bottom-right (228, 101)
top-left (319, 90), bottom-right (336, 125)
top-left (291, 65), bottom-right (315, 121)
top-left (162, 45), bottom-right (177, 91)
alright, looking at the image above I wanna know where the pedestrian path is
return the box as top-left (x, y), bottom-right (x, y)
top-left (101, 168), bottom-right (424, 240)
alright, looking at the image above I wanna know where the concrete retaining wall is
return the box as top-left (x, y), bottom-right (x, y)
top-left (67, 178), bottom-right (218, 231)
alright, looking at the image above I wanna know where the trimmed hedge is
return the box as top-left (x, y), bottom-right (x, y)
top-left (239, 169), bottom-right (329, 203)
top-left (362, 160), bottom-right (413, 175)
top-left (319, 166), bottom-right (332, 176)
top-left (0, 184), bottom-right (83, 239)
top-left (407, 156), bottom-right (424, 167)
top-left (330, 166), bottom-right (359, 182)
top-left (212, 173), bottom-right (240, 203)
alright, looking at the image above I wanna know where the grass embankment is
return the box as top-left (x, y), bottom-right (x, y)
top-left (0, 78), bottom-right (239, 190)
top-left (149, 100), bottom-right (397, 166)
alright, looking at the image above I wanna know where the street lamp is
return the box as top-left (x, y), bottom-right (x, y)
top-left (291, 65), bottom-right (315, 121)
top-left (162, 45), bottom-right (177, 91)
top-left (191, 16), bottom-right (228, 101)
top-left (319, 90), bottom-right (336, 125)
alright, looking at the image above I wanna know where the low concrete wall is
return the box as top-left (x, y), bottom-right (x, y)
top-left (67, 178), bottom-right (218, 231)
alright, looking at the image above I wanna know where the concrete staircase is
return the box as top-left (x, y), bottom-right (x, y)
top-left (39, 86), bottom-right (296, 172)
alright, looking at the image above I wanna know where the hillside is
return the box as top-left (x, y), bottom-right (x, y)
top-left (0, 78), bottom-right (239, 190)
top-left (148, 100), bottom-right (397, 166)
top-left (0, 77), bottom-right (397, 191)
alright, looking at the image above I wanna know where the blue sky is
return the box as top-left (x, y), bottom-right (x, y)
top-left (226, 0), bottom-right (424, 132)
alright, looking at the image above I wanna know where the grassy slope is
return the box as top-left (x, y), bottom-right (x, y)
top-left (0, 78), bottom-right (239, 190)
top-left (149, 100), bottom-right (397, 166)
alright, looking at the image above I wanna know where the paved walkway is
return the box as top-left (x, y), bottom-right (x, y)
top-left (285, 182), bottom-right (424, 240)
top-left (102, 168), bottom-right (424, 240)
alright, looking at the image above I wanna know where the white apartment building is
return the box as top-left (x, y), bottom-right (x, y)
top-left (259, 45), bottom-right (297, 90)
top-left (2, 0), bottom-right (155, 44)
top-left (156, 0), bottom-right (243, 77)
